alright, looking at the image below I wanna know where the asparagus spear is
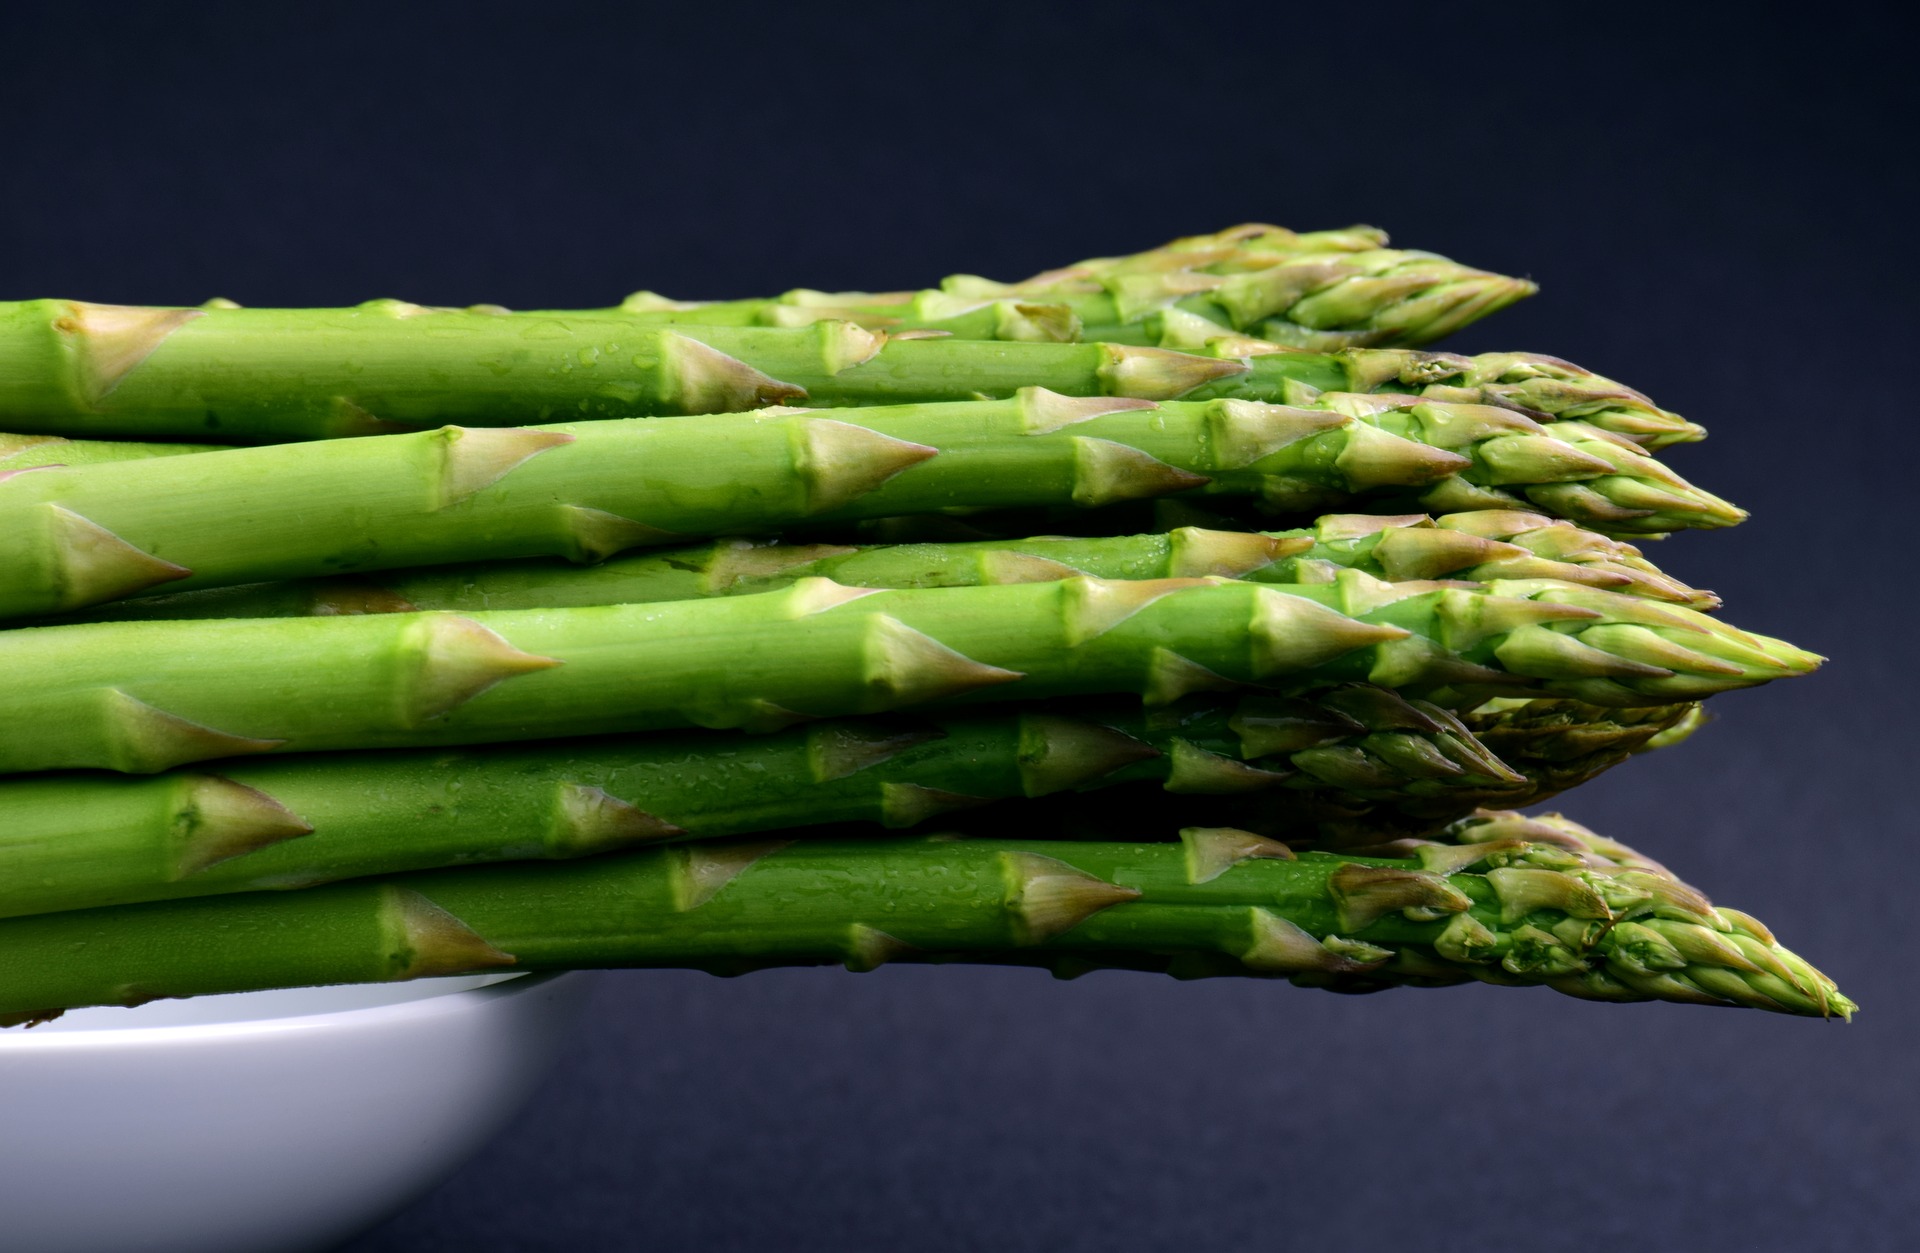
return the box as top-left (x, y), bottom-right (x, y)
top-left (1042, 696), bottom-right (1699, 850)
top-left (0, 301), bottom-right (1692, 447)
top-left (594, 237), bottom-right (1534, 352)
top-left (604, 223), bottom-right (1397, 315)
top-left (0, 813), bottom-right (1851, 1025)
top-left (0, 573), bottom-right (1816, 776)
top-left (8, 338), bottom-right (1693, 454)
top-left (59, 509), bottom-right (1713, 630)
top-left (0, 390), bottom-right (1738, 620)
top-left (0, 687), bottom-right (1541, 918)
top-left (560, 221), bottom-right (1332, 334)
top-left (188, 225), bottom-right (1529, 350)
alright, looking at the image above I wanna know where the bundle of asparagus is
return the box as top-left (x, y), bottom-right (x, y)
top-left (0, 224), bottom-right (1850, 1025)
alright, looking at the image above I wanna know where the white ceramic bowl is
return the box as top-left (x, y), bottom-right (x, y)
top-left (0, 971), bottom-right (595, 1253)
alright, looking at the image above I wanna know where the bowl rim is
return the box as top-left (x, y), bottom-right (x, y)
top-left (0, 971), bottom-right (575, 1050)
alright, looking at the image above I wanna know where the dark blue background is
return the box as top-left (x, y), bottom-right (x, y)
top-left (8, 4), bottom-right (1914, 1249)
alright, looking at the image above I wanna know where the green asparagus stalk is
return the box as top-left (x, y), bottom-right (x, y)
top-left (595, 223), bottom-right (1398, 321)
top-left (0, 301), bottom-right (1692, 447)
top-left (0, 687), bottom-right (1540, 919)
top-left (1047, 697), bottom-right (1700, 850)
top-left (358, 224), bottom-right (1516, 349)
top-left (592, 230), bottom-right (1534, 352)
top-left (0, 814), bottom-right (1852, 1025)
top-left (0, 572), bottom-right (1817, 776)
top-left (60, 510), bottom-right (1713, 631)
top-left (757, 509), bottom-right (1721, 606)
top-left (840, 479), bottom-right (1690, 556)
top-left (0, 389), bottom-right (1738, 621)
top-left (558, 223), bottom-right (1362, 334)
